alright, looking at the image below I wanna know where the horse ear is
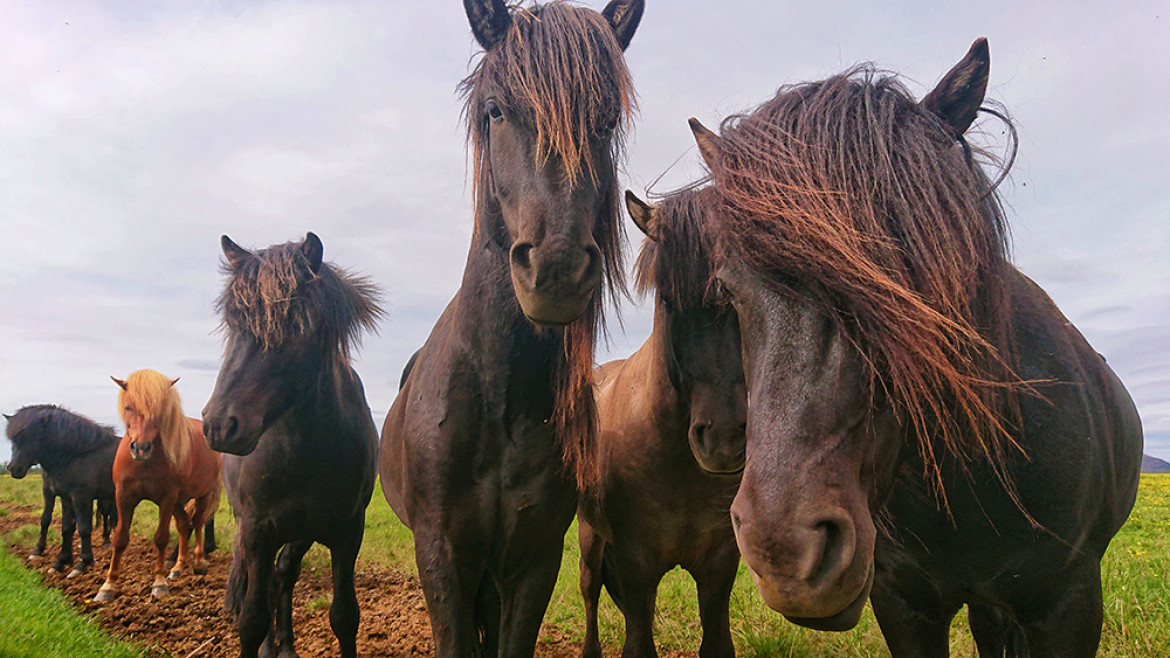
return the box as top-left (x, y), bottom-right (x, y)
top-left (169, 377), bottom-right (180, 387)
top-left (464, 0), bottom-right (511, 51)
top-left (2, 413), bottom-right (11, 421)
top-left (301, 232), bottom-right (324, 275)
top-left (688, 117), bottom-right (723, 173)
top-left (221, 235), bottom-right (255, 271)
top-left (625, 190), bottom-right (658, 240)
top-left (921, 38), bottom-right (990, 138)
top-left (111, 376), bottom-right (128, 391)
top-left (602, 0), bottom-right (644, 51)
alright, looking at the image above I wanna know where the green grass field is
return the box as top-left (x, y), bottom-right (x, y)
top-left (1, 473), bottom-right (1167, 657)
top-left (0, 534), bottom-right (148, 658)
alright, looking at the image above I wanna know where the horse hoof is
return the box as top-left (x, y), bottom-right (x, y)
top-left (27, 554), bottom-right (42, 563)
top-left (94, 589), bottom-right (118, 603)
top-left (164, 560), bottom-right (176, 570)
top-left (193, 564), bottom-right (209, 576)
top-left (151, 585), bottom-right (170, 599)
top-left (67, 568), bottom-right (85, 579)
top-left (167, 569), bottom-right (181, 581)
top-left (47, 567), bottom-right (61, 576)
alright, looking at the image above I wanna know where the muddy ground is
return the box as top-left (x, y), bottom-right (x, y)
top-left (0, 503), bottom-right (694, 657)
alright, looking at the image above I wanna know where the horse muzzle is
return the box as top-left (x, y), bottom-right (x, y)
top-left (7, 464), bottom-right (29, 479)
top-left (509, 242), bottom-right (601, 326)
top-left (129, 441), bottom-right (153, 462)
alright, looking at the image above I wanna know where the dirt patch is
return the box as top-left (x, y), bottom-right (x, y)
top-left (0, 504), bottom-right (693, 657)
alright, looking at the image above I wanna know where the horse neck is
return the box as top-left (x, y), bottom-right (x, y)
top-left (642, 310), bottom-right (687, 424)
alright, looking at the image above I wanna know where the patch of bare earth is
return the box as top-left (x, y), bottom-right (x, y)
top-left (0, 503), bottom-right (693, 657)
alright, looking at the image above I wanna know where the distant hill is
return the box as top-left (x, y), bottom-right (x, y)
top-left (1142, 454), bottom-right (1170, 473)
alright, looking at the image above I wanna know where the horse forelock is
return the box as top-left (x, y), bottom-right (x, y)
top-left (462, 2), bottom-right (635, 186)
top-left (118, 369), bottom-right (191, 469)
top-left (634, 186), bottom-right (725, 311)
top-left (215, 241), bottom-right (384, 359)
top-left (708, 67), bottom-right (1021, 496)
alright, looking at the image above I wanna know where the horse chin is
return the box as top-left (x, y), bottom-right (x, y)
top-left (781, 563), bottom-right (875, 632)
top-left (210, 434), bottom-right (261, 457)
top-left (8, 466), bottom-right (29, 479)
top-left (513, 286), bottom-right (593, 327)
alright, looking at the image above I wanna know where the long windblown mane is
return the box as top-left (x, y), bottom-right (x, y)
top-left (117, 369), bottom-right (194, 469)
top-left (215, 241), bottom-right (384, 360)
top-left (459, 1), bottom-right (635, 489)
top-left (634, 186), bottom-right (725, 310)
top-left (707, 67), bottom-right (1019, 493)
top-left (5, 404), bottom-right (119, 453)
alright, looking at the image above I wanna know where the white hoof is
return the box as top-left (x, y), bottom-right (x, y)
top-left (67, 568), bottom-right (85, 579)
top-left (151, 584), bottom-right (170, 599)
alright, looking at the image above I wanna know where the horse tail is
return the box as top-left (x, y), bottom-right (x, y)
top-left (600, 543), bottom-right (624, 613)
top-left (473, 573), bottom-right (500, 657)
top-left (400, 348), bottom-right (421, 389)
top-left (224, 533), bottom-right (247, 620)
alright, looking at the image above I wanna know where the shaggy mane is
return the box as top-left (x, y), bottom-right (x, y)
top-left (4, 404), bottom-right (119, 453)
top-left (634, 186), bottom-right (726, 311)
top-left (707, 67), bottom-right (1020, 495)
top-left (117, 369), bottom-right (194, 469)
top-left (216, 241), bottom-right (384, 360)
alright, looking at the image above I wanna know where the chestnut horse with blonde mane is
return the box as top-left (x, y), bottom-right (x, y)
top-left (95, 369), bottom-right (221, 602)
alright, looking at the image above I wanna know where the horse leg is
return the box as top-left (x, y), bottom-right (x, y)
top-left (67, 494), bottom-right (96, 578)
top-left (100, 499), bottom-right (115, 548)
top-left (50, 496), bottom-right (76, 574)
top-left (614, 561), bottom-right (661, 658)
top-left (190, 493), bottom-right (216, 576)
top-left (870, 574), bottom-right (960, 658)
top-left (32, 483), bottom-right (54, 561)
top-left (238, 520), bottom-right (279, 658)
top-left (413, 528), bottom-right (482, 657)
top-left (169, 503), bottom-right (194, 579)
top-left (96, 492), bottom-right (136, 602)
top-left (150, 495), bottom-right (177, 598)
top-left (328, 523), bottom-right (364, 658)
top-left (1014, 562), bottom-right (1103, 658)
top-left (262, 540), bottom-right (313, 658)
top-left (578, 520), bottom-right (607, 658)
top-left (497, 540), bottom-right (568, 658)
top-left (693, 555), bottom-right (738, 658)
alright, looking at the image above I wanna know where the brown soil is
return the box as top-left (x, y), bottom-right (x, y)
top-left (0, 503), bottom-right (694, 657)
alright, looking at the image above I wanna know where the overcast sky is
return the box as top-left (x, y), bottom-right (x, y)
top-left (2, 1), bottom-right (1167, 465)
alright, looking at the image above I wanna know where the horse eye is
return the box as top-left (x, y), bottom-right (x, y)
top-left (659, 294), bottom-right (675, 313)
top-left (486, 100), bottom-right (504, 124)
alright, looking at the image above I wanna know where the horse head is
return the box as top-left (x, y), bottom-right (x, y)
top-left (628, 189), bottom-right (745, 474)
top-left (462, 0), bottom-right (642, 325)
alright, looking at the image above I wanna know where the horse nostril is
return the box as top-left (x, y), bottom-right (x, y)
top-left (510, 242), bottom-right (534, 273)
top-left (578, 244), bottom-right (601, 287)
top-left (807, 518), bottom-right (850, 586)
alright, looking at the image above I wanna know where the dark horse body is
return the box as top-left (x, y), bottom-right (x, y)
top-left (380, 1), bottom-right (642, 655)
top-left (685, 39), bottom-right (1142, 656)
top-left (577, 189), bottom-right (743, 658)
top-left (203, 232), bottom-right (381, 658)
top-left (5, 404), bottom-right (119, 576)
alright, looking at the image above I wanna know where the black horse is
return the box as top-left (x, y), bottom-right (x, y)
top-left (4, 404), bottom-right (118, 577)
top-left (203, 232), bottom-right (383, 658)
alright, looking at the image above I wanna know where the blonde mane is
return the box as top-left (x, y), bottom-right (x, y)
top-left (117, 369), bottom-right (193, 469)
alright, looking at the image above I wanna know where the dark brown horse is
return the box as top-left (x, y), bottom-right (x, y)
top-left (202, 232), bottom-right (382, 658)
top-left (676, 39), bottom-right (1142, 656)
top-left (379, 1), bottom-right (643, 655)
top-left (577, 187), bottom-right (743, 658)
top-left (96, 370), bottom-right (222, 601)
top-left (4, 404), bottom-right (119, 576)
